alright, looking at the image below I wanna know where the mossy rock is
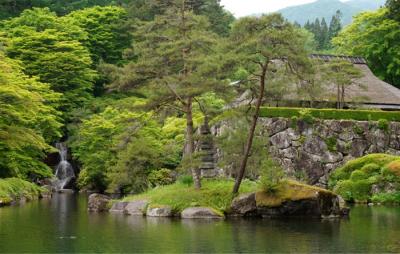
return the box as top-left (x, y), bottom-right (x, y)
top-left (255, 180), bottom-right (336, 208)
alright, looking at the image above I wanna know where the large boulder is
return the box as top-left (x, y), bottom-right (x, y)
top-left (147, 205), bottom-right (173, 217)
top-left (124, 200), bottom-right (148, 216)
top-left (229, 193), bottom-right (257, 216)
top-left (109, 201), bottom-right (129, 213)
top-left (255, 181), bottom-right (342, 218)
top-left (88, 194), bottom-right (111, 212)
top-left (181, 207), bottom-right (223, 219)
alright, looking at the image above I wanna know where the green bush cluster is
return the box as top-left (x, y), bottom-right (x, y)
top-left (329, 154), bottom-right (400, 203)
top-left (259, 158), bottom-right (285, 193)
top-left (0, 178), bottom-right (46, 205)
top-left (260, 107), bottom-right (400, 122)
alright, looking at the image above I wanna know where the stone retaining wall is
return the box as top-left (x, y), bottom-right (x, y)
top-left (212, 118), bottom-right (400, 187)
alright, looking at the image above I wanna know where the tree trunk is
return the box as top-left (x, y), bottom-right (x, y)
top-left (184, 97), bottom-right (201, 189)
top-left (337, 84), bottom-right (341, 109)
top-left (341, 85), bottom-right (345, 109)
top-left (232, 66), bottom-right (267, 194)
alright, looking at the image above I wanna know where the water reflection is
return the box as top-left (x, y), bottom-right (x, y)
top-left (0, 194), bottom-right (400, 253)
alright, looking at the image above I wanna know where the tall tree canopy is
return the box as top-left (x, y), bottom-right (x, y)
top-left (66, 6), bottom-right (130, 65)
top-left (108, 0), bottom-right (228, 189)
top-left (229, 14), bottom-right (309, 193)
top-left (0, 52), bottom-right (62, 180)
top-left (125, 0), bottom-right (234, 36)
top-left (1, 8), bottom-right (97, 115)
top-left (333, 8), bottom-right (400, 87)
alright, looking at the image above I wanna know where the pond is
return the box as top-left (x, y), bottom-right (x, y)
top-left (1, 193), bottom-right (400, 253)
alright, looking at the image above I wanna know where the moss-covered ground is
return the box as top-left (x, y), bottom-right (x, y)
top-left (0, 178), bottom-right (46, 206)
top-left (329, 154), bottom-right (400, 204)
top-left (256, 180), bottom-right (335, 207)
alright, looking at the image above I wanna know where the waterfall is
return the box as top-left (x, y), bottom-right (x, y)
top-left (54, 143), bottom-right (75, 190)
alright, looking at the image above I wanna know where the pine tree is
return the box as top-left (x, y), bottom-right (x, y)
top-left (329, 10), bottom-right (342, 40)
top-left (229, 14), bottom-right (309, 194)
top-left (107, 0), bottom-right (227, 189)
top-left (320, 18), bottom-right (329, 50)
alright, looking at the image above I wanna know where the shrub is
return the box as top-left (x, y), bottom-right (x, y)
top-left (361, 163), bottom-right (381, 175)
top-left (334, 180), bottom-right (354, 201)
top-left (259, 107), bottom-right (400, 122)
top-left (298, 109), bottom-right (314, 124)
top-left (386, 160), bottom-right (400, 176)
top-left (259, 158), bottom-right (285, 193)
top-left (178, 175), bottom-right (193, 187)
top-left (377, 119), bottom-right (389, 131)
top-left (325, 137), bottom-right (337, 152)
top-left (350, 170), bottom-right (368, 181)
top-left (371, 192), bottom-right (400, 204)
top-left (351, 180), bottom-right (371, 202)
top-left (148, 169), bottom-right (175, 187)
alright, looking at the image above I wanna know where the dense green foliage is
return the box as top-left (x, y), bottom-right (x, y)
top-left (333, 8), bottom-right (400, 87)
top-left (329, 154), bottom-right (400, 203)
top-left (0, 0), bottom-right (116, 19)
top-left (260, 107), bottom-right (400, 122)
top-left (0, 52), bottom-right (61, 180)
top-left (66, 6), bottom-right (129, 65)
top-left (0, 178), bottom-right (47, 205)
top-left (69, 97), bottom-right (184, 192)
top-left (1, 8), bottom-right (97, 115)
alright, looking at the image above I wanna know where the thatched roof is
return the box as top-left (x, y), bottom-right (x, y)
top-left (299, 54), bottom-right (400, 109)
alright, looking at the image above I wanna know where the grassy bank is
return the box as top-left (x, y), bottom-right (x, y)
top-left (260, 107), bottom-right (400, 122)
top-left (0, 178), bottom-right (47, 206)
top-left (123, 179), bottom-right (258, 214)
top-left (123, 178), bottom-right (337, 214)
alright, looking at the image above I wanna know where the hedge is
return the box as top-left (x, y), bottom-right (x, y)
top-left (259, 107), bottom-right (400, 122)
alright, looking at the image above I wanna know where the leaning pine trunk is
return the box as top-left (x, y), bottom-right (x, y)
top-left (185, 97), bottom-right (201, 189)
top-left (232, 66), bottom-right (268, 194)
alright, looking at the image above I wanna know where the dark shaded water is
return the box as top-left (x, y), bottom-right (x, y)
top-left (1, 193), bottom-right (400, 253)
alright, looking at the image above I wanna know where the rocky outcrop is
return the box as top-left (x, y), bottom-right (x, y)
top-left (230, 193), bottom-right (257, 216)
top-left (213, 118), bottom-right (400, 187)
top-left (181, 207), bottom-right (224, 219)
top-left (227, 182), bottom-right (346, 218)
top-left (88, 194), bottom-right (111, 212)
top-left (147, 206), bottom-right (173, 217)
top-left (124, 200), bottom-right (148, 216)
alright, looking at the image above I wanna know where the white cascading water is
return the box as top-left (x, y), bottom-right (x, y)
top-left (54, 143), bottom-right (75, 190)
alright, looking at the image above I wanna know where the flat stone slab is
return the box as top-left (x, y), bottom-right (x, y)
top-left (124, 200), bottom-right (148, 216)
top-left (181, 207), bottom-right (223, 219)
top-left (147, 206), bottom-right (173, 217)
top-left (109, 202), bottom-right (129, 213)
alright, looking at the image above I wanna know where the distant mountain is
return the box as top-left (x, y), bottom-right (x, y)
top-left (275, 0), bottom-right (386, 26)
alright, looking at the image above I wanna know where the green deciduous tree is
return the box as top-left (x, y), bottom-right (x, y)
top-left (229, 14), bottom-right (309, 194)
top-left (66, 6), bottom-right (131, 65)
top-left (1, 8), bottom-right (97, 116)
top-left (0, 52), bottom-right (62, 180)
top-left (333, 8), bottom-right (400, 87)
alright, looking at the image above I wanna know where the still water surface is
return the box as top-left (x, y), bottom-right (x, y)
top-left (1, 193), bottom-right (400, 253)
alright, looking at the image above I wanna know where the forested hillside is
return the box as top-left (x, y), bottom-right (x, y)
top-left (277, 0), bottom-right (386, 25)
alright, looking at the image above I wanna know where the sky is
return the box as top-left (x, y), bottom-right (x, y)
top-left (220, 0), bottom-right (345, 17)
